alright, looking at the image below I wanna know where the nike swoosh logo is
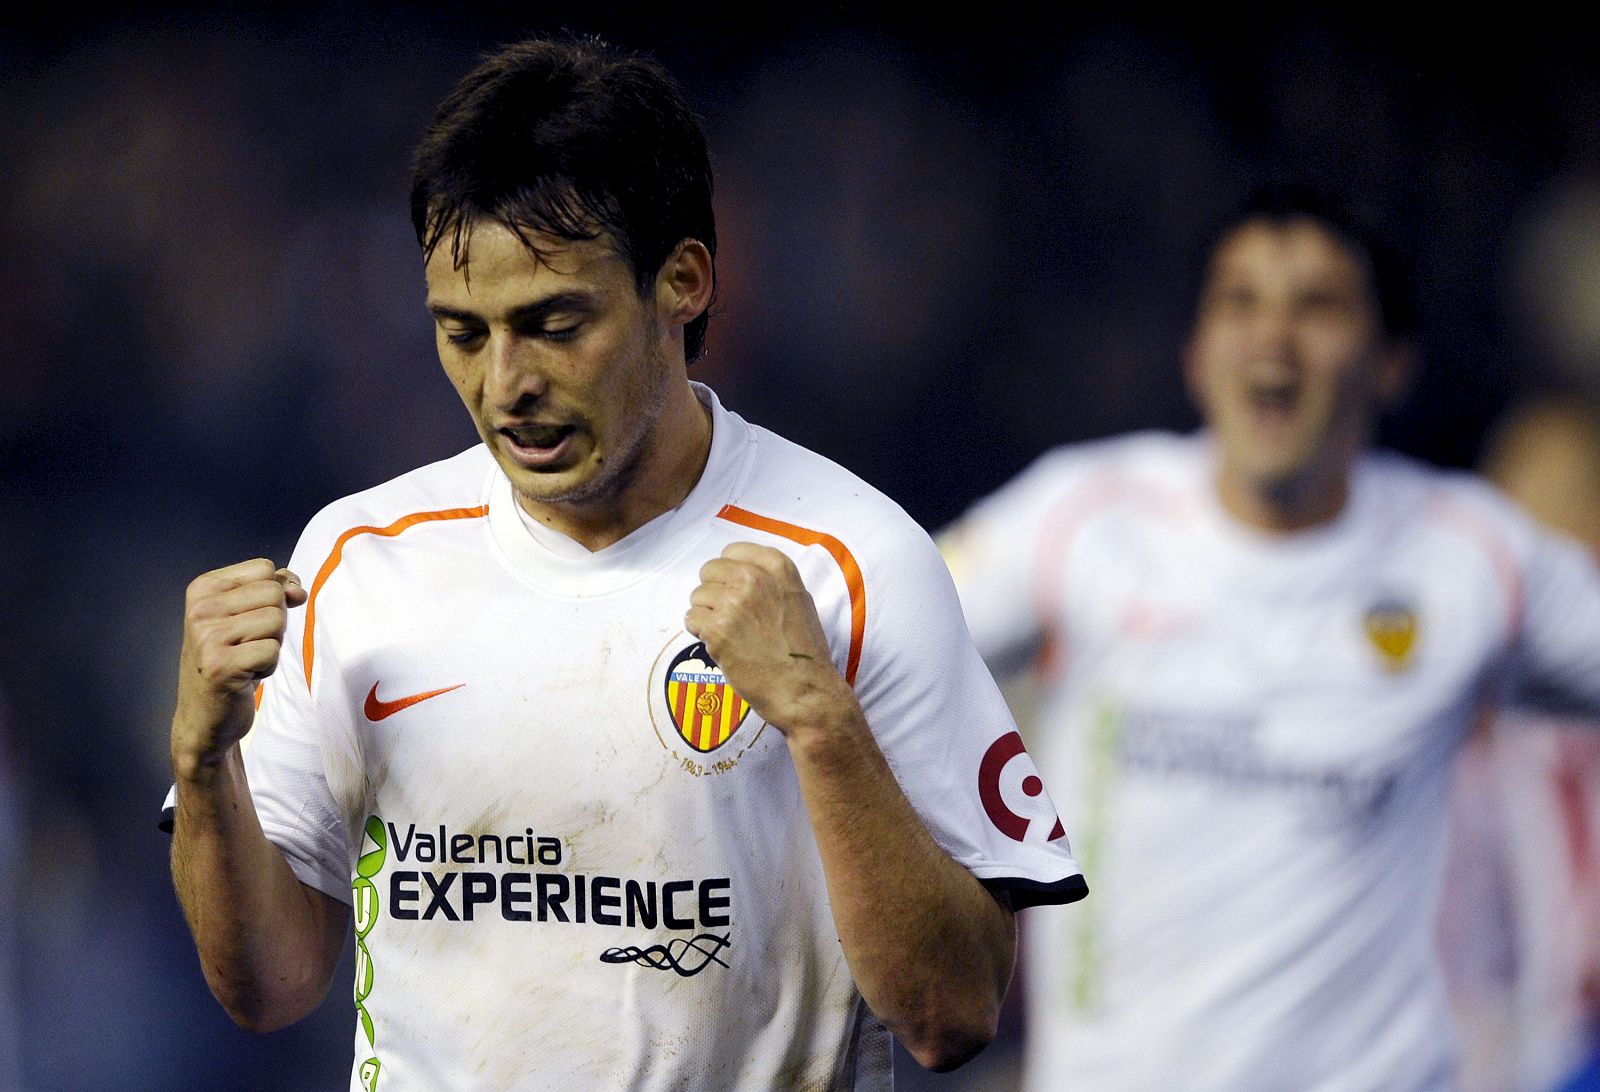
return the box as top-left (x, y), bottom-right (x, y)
top-left (364, 682), bottom-right (464, 722)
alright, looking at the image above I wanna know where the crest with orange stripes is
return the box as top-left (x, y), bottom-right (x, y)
top-left (664, 642), bottom-right (750, 753)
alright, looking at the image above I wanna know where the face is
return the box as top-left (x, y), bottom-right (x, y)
top-left (425, 221), bottom-right (701, 522)
top-left (1185, 218), bottom-right (1407, 515)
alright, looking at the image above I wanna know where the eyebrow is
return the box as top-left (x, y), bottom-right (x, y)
top-left (426, 291), bottom-right (597, 325)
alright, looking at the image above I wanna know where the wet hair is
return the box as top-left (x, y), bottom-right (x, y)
top-left (1196, 179), bottom-right (1415, 339)
top-left (410, 35), bottom-right (717, 361)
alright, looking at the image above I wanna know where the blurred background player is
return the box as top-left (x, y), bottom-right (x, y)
top-left (939, 180), bottom-right (1600, 1091)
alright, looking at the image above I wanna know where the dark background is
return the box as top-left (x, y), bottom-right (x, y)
top-left (5, 3), bottom-right (1600, 1088)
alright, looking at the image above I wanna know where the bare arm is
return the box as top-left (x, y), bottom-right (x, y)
top-left (688, 543), bottom-right (1016, 1071)
top-left (169, 559), bottom-right (349, 1031)
top-left (780, 698), bottom-right (1016, 1070)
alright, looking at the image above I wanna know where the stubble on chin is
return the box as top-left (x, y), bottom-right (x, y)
top-left (513, 356), bottom-right (674, 512)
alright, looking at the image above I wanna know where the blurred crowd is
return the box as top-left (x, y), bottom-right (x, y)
top-left (3, 7), bottom-right (1600, 1089)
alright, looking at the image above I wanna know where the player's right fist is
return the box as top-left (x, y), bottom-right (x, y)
top-left (170, 559), bottom-right (306, 780)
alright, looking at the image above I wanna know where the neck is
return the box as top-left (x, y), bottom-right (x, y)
top-left (518, 382), bottom-right (713, 552)
top-left (1214, 463), bottom-right (1350, 534)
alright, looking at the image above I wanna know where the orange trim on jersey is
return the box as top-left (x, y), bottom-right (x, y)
top-left (303, 506), bottom-right (490, 687)
top-left (715, 504), bottom-right (867, 686)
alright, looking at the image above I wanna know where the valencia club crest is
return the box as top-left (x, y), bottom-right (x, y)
top-left (1364, 596), bottom-right (1420, 673)
top-left (664, 642), bottom-right (751, 753)
top-left (647, 637), bottom-right (766, 776)
top-left (668, 643), bottom-right (755, 752)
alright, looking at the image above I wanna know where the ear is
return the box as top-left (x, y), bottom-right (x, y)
top-left (1375, 339), bottom-right (1414, 410)
top-left (655, 239), bottom-right (714, 329)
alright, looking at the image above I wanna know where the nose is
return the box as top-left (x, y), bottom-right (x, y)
top-left (1249, 301), bottom-right (1299, 367)
top-left (483, 332), bottom-right (549, 409)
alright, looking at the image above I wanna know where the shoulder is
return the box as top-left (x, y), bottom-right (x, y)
top-left (1361, 449), bottom-right (1532, 545)
top-left (726, 422), bottom-right (930, 569)
top-left (944, 430), bottom-right (1202, 547)
top-left (1358, 451), bottom-right (1558, 612)
top-left (728, 425), bottom-right (986, 686)
top-left (293, 445), bottom-right (494, 565)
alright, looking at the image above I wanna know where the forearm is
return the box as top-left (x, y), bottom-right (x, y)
top-left (170, 745), bottom-right (344, 1031)
top-left (785, 699), bottom-right (1016, 1071)
top-left (686, 541), bottom-right (1018, 1066)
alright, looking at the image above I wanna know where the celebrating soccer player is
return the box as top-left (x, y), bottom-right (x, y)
top-left (162, 35), bottom-right (1086, 1090)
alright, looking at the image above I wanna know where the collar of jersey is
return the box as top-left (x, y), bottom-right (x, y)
top-left (484, 382), bottom-right (755, 598)
top-left (1193, 431), bottom-right (1387, 587)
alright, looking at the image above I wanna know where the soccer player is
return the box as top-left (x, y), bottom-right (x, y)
top-left (163, 36), bottom-right (1085, 1090)
top-left (940, 182), bottom-right (1600, 1091)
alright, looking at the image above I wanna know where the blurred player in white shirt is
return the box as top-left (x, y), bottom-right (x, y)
top-left (941, 183), bottom-right (1600, 1092)
top-left (163, 35), bottom-right (1084, 1090)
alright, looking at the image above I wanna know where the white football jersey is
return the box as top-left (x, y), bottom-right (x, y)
top-left (942, 431), bottom-right (1600, 1092)
top-left (170, 384), bottom-right (1084, 1091)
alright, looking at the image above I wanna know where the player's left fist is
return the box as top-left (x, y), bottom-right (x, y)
top-left (685, 542), bottom-right (854, 736)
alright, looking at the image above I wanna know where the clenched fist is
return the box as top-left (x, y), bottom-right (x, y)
top-left (685, 542), bottom-right (856, 739)
top-left (171, 558), bottom-right (306, 779)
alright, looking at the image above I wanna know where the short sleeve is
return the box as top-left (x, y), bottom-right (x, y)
top-left (853, 522), bottom-right (1086, 910)
top-left (159, 533), bottom-right (357, 907)
top-left (236, 598), bottom-right (358, 905)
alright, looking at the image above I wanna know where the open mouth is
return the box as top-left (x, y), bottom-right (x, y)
top-left (1248, 381), bottom-right (1300, 416)
top-left (501, 424), bottom-right (576, 451)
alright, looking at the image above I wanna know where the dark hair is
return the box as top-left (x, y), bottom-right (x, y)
top-left (1196, 179), bottom-right (1415, 339)
top-left (410, 36), bottom-right (717, 361)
